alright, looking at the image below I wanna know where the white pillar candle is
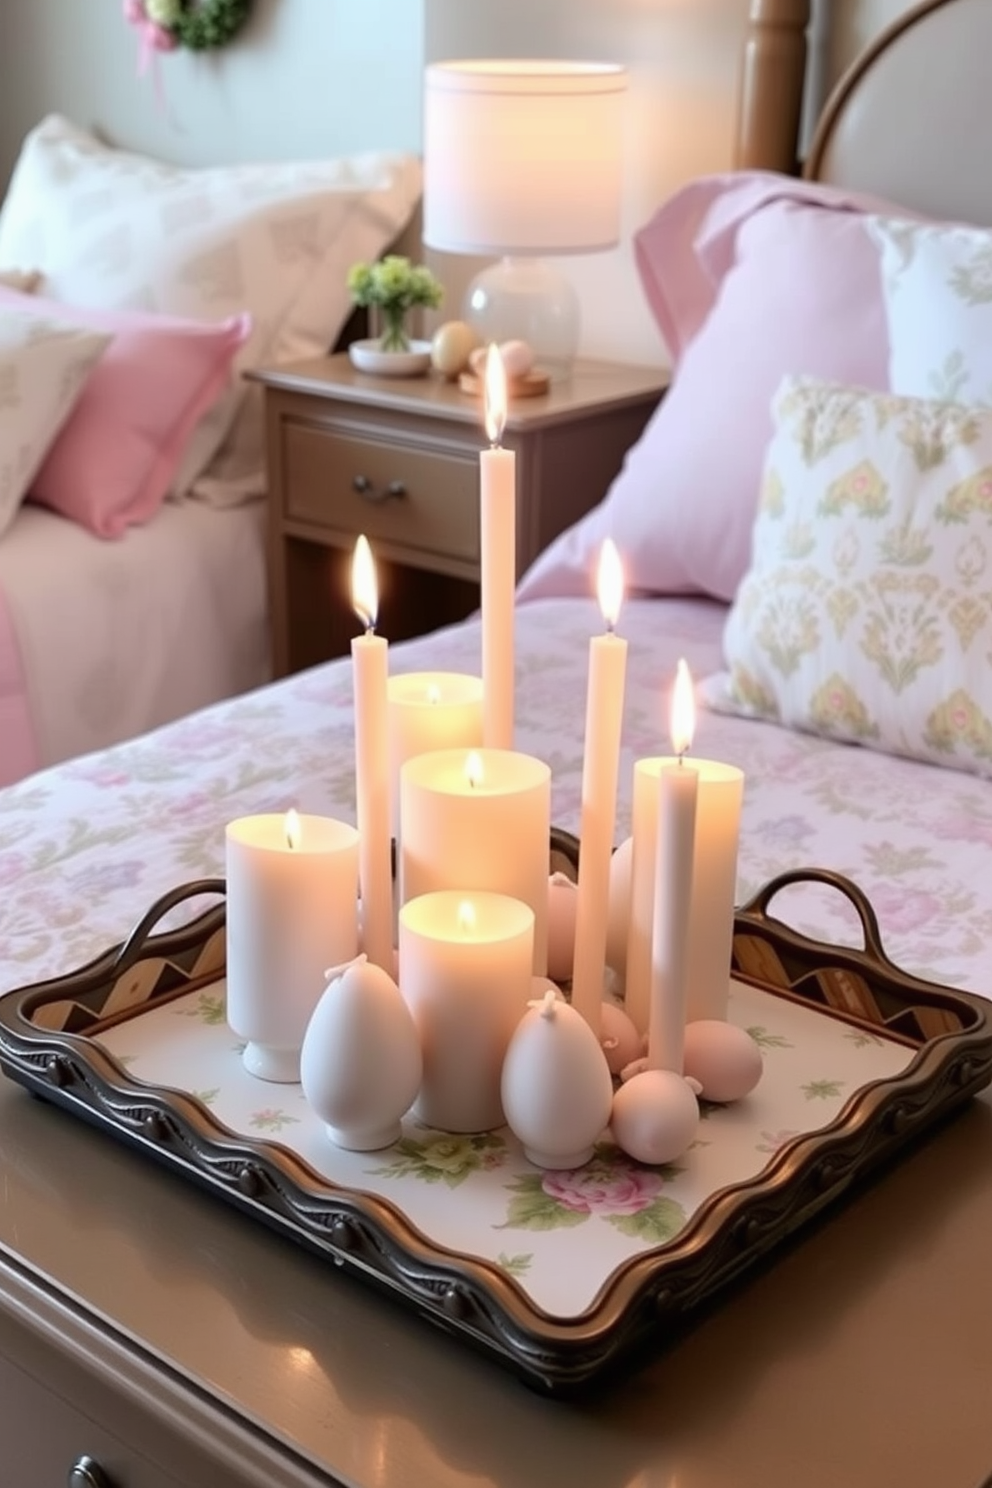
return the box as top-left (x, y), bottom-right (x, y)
top-left (400, 746), bottom-right (550, 974)
top-left (225, 810), bottom-right (360, 1083)
top-left (386, 671), bottom-right (484, 837)
top-left (570, 540), bottom-right (627, 1036)
top-left (626, 663), bottom-right (744, 1035)
top-left (399, 890), bottom-right (534, 1132)
top-left (480, 344), bottom-right (516, 751)
top-left (351, 535), bottom-right (394, 974)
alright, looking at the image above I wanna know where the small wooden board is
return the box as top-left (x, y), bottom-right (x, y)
top-left (458, 368), bottom-right (551, 399)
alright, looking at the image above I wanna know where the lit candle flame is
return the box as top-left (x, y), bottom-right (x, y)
top-left (427, 683), bottom-right (441, 705)
top-left (351, 534), bottom-right (378, 631)
top-left (670, 658), bottom-right (696, 759)
top-left (285, 807), bottom-right (302, 850)
top-left (465, 750), bottom-right (484, 789)
top-left (597, 539), bottom-right (624, 631)
top-left (457, 900), bottom-right (476, 935)
top-left (483, 343), bottom-right (507, 446)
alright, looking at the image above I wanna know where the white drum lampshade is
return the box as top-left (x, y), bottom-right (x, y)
top-left (423, 60), bottom-right (627, 376)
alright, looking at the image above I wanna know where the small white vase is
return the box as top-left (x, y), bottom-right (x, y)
top-left (300, 954), bottom-right (422, 1151)
top-left (500, 989), bottom-right (614, 1169)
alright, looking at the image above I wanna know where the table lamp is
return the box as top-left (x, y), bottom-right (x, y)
top-left (423, 59), bottom-right (628, 380)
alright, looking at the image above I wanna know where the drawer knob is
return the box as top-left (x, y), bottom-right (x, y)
top-left (352, 474), bottom-right (407, 503)
top-left (69, 1456), bottom-right (114, 1488)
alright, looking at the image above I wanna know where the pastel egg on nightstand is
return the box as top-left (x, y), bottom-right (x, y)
top-left (430, 320), bottom-right (479, 378)
top-left (498, 339), bottom-right (534, 379)
top-left (683, 1019), bottom-right (763, 1104)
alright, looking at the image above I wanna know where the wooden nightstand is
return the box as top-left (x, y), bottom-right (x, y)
top-left (253, 354), bottom-right (667, 677)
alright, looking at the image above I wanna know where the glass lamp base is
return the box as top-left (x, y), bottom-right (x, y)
top-left (463, 258), bottom-right (580, 380)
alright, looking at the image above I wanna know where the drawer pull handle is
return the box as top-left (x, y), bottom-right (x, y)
top-left (69, 1456), bottom-right (114, 1488)
top-left (352, 475), bottom-right (407, 504)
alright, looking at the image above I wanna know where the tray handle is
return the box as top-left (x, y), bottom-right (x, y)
top-left (739, 867), bottom-right (893, 968)
top-left (111, 877), bottom-right (227, 977)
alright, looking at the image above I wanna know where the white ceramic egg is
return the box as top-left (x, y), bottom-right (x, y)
top-left (606, 835), bottom-right (634, 976)
top-left (430, 320), bottom-right (479, 378)
top-left (611, 1069), bottom-right (700, 1165)
top-left (599, 1001), bottom-right (642, 1077)
top-left (501, 989), bottom-right (614, 1169)
top-left (546, 871), bottom-right (578, 984)
top-left (683, 1019), bottom-right (763, 1104)
top-left (300, 954), bottom-right (422, 1151)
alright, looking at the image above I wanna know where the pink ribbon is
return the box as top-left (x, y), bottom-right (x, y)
top-left (123, 0), bottom-right (178, 112)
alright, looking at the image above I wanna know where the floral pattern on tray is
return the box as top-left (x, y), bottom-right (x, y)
top-left (96, 976), bottom-right (913, 1318)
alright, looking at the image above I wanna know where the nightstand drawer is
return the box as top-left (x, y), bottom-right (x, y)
top-left (284, 422), bottom-right (479, 565)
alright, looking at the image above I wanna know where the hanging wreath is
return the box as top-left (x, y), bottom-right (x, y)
top-left (125, 0), bottom-right (253, 55)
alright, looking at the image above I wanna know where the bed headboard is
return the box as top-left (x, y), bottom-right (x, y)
top-left (736, 0), bottom-right (992, 227)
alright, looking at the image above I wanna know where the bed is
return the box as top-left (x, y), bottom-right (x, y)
top-left (1, 0), bottom-right (992, 1483)
top-left (0, 113), bottom-right (422, 786)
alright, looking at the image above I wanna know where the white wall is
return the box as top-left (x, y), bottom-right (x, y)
top-left (0, 0), bottom-right (424, 183)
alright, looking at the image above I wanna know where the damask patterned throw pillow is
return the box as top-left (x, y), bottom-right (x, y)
top-left (0, 115), bottom-right (422, 507)
top-left (0, 307), bottom-right (110, 539)
top-left (704, 375), bottom-right (992, 778)
top-left (868, 215), bottom-right (992, 405)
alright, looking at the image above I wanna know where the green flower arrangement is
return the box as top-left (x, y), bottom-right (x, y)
top-left (126, 0), bottom-right (252, 53)
top-left (347, 256), bottom-right (444, 353)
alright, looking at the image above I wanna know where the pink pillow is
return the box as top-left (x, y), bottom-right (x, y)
top-left (517, 172), bottom-right (904, 605)
top-left (0, 287), bottom-right (250, 538)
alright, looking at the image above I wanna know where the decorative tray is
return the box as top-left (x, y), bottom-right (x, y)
top-left (0, 834), bottom-right (989, 1393)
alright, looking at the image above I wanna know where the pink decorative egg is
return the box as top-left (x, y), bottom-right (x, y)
top-left (611, 1069), bottom-right (699, 1165)
top-left (546, 872), bottom-right (577, 984)
top-left (683, 1020), bottom-right (763, 1104)
top-left (599, 1001), bottom-right (642, 1076)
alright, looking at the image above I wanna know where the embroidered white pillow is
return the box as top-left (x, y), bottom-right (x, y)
top-left (868, 214), bottom-right (992, 404)
top-left (0, 114), bottom-right (422, 505)
top-left (704, 375), bottom-right (992, 778)
top-left (0, 308), bottom-right (110, 538)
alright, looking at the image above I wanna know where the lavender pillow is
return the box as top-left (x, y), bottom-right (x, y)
top-left (517, 173), bottom-right (904, 605)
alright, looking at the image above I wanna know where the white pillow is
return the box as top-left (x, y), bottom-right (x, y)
top-left (868, 214), bottom-right (992, 404)
top-left (0, 115), bottom-right (423, 505)
top-left (0, 307), bottom-right (110, 537)
top-left (704, 374), bottom-right (992, 779)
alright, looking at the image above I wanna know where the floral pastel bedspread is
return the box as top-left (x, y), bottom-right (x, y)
top-left (2, 596), bottom-right (991, 1001)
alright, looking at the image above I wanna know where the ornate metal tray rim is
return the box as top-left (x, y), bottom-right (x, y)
top-left (0, 838), bottom-right (989, 1393)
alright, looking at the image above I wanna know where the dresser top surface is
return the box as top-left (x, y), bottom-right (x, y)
top-left (0, 1070), bottom-right (990, 1488)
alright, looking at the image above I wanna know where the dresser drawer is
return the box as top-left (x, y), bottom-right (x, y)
top-left (283, 419), bottom-right (479, 566)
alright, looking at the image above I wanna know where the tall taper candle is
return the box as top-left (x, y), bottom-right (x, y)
top-left (570, 540), bottom-right (628, 1036)
top-left (649, 662), bottom-right (699, 1072)
top-left (351, 535), bottom-right (394, 973)
top-left (480, 344), bottom-right (515, 750)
